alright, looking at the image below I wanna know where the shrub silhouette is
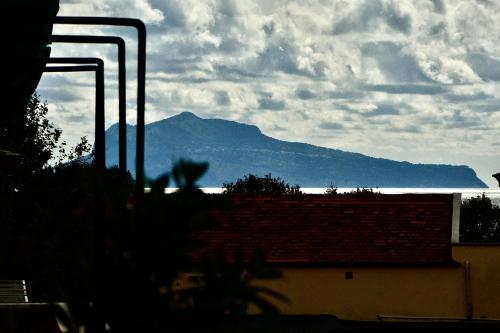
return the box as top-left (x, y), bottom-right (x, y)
top-left (223, 173), bottom-right (301, 195)
top-left (460, 194), bottom-right (500, 243)
top-left (1, 96), bottom-right (287, 332)
top-left (324, 185), bottom-right (381, 196)
top-left (1, 93), bottom-right (92, 186)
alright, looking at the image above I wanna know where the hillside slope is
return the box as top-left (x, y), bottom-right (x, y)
top-left (105, 112), bottom-right (487, 188)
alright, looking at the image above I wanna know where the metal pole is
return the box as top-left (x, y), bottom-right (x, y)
top-left (50, 35), bottom-right (127, 174)
top-left (464, 261), bottom-right (473, 320)
top-left (45, 61), bottom-right (107, 333)
top-left (54, 17), bottom-right (146, 194)
top-left (44, 64), bottom-right (105, 171)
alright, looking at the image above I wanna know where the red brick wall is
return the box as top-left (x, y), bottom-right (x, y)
top-left (192, 194), bottom-right (454, 264)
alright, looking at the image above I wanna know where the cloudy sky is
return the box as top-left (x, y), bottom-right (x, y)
top-left (38, 0), bottom-right (500, 186)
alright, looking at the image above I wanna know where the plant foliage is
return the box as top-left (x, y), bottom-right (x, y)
top-left (223, 174), bottom-right (301, 195)
top-left (460, 194), bottom-right (500, 243)
top-left (1, 93), bottom-right (92, 179)
top-left (324, 185), bottom-right (380, 196)
top-left (1, 96), bottom-right (287, 332)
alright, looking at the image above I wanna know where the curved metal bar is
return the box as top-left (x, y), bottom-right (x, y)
top-left (50, 35), bottom-right (127, 174)
top-left (44, 63), bottom-right (105, 171)
top-left (44, 65), bottom-right (98, 72)
top-left (54, 16), bottom-right (146, 192)
top-left (47, 57), bottom-right (104, 65)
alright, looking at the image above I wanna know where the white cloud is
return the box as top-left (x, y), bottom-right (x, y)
top-left (59, 0), bottom-right (164, 24)
top-left (38, 0), bottom-right (500, 186)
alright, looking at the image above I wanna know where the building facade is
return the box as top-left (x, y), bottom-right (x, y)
top-left (184, 194), bottom-right (500, 321)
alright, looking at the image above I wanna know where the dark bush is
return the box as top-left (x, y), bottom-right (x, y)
top-left (460, 194), bottom-right (500, 243)
top-left (223, 174), bottom-right (301, 195)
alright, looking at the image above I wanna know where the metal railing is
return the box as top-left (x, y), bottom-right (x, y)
top-left (54, 16), bottom-right (146, 193)
top-left (50, 35), bottom-right (127, 174)
top-left (44, 59), bottom-right (105, 170)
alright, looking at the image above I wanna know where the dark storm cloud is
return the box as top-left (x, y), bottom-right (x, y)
top-left (431, 0), bottom-right (446, 13)
top-left (217, 38), bottom-right (246, 54)
top-left (63, 114), bottom-right (91, 123)
top-left (362, 42), bottom-right (429, 82)
top-left (364, 103), bottom-right (401, 117)
top-left (156, 39), bottom-right (220, 58)
top-left (476, 0), bottom-right (494, 7)
top-left (385, 125), bottom-right (422, 133)
top-left (319, 122), bottom-right (345, 130)
top-left (214, 90), bottom-right (231, 105)
top-left (364, 84), bottom-right (447, 95)
top-left (443, 92), bottom-right (492, 102)
top-left (295, 89), bottom-right (316, 100)
top-left (256, 41), bottom-right (304, 76)
top-left (334, 104), bottom-right (354, 112)
top-left (445, 111), bottom-right (481, 128)
top-left (298, 111), bottom-right (310, 120)
top-left (327, 90), bottom-right (365, 99)
top-left (384, 4), bottom-right (412, 34)
top-left (147, 56), bottom-right (209, 74)
top-left (39, 74), bottom-right (80, 88)
top-left (149, 0), bottom-right (186, 29)
top-left (466, 53), bottom-right (500, 81)
top-left (37, 87), bottom-right (81, 103)
top-left (214, 64), bottom-right (261, 81)
top-left (262, 21), bottom-right (276, 37)
top-left (37, 73), bottom-right (98, 104)
top-left (473, 104), bottom-right (500, 113)
top-left (419, 117), bottom-right (443, 126)
top-left (429, 22), bottom-right (447, 36)
top-left (258, 96), bottom-right (286, 110)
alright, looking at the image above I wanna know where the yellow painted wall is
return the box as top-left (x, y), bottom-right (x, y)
top-left (176, 245), bottom-right (500, 321)
top-left (259, 245), bottom-right (500, 320)
top-left (256, 266), bottom-right (465, 320)
top-left (452, 245), bottom-right (500, 319)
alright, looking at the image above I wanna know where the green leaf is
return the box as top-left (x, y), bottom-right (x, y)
top-left (150, 173), bottom-right (169, 196)
top-left (172, 159), bottom-right (209, 188)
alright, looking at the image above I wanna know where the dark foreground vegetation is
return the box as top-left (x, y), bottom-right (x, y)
top-left (460, 194), bottom-right (500, 243)
top-left (1, 95), bottom-right (288, 332)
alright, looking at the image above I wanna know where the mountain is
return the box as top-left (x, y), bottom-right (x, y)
top-left (105, 112), bottom-right (487, 188)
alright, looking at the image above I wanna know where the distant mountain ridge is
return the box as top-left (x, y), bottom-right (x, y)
top-left (105, 112), bottom-right (487, 188)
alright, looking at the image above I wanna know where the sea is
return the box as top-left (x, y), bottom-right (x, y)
top-left (191, 188), bottom-right (500, 207)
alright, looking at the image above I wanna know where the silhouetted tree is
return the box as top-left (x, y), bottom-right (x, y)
top-left (460, 194), bottom-right (500, 243)
top-left (1, 96), bottom-right (287, 332)
top-left (222, 174), bottom-right (301, 195)
top-left (2, 94), bottom-right (61, 172)
top-left (1, 93), bottom-right (92, 181)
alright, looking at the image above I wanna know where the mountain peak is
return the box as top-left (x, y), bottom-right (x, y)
top-left (171, 111), bottom-right (199, 120)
